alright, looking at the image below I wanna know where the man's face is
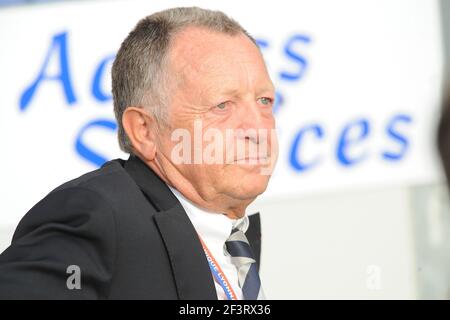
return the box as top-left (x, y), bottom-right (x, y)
top-left (157, 27), bottom-right (277, 205)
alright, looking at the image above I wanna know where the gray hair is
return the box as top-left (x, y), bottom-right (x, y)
top-left (112, 6), bottom-right (257, 153)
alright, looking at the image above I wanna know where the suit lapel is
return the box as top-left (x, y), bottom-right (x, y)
top-left (124, 156), bottom-right (217, 300)
top-left (247, 213), bottom-right (262, 271)
top-left (153, 205), bottom-right (217, 300)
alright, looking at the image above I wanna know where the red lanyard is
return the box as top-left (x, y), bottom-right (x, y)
top-left (198, 234), bottom-right (238, 300)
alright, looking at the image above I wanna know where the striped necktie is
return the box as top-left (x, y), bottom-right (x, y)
top-left (225, 228), bottom-right (265, 300)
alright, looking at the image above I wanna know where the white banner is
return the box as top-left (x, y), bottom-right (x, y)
top-left (0, 0), bottom-right (444, 224)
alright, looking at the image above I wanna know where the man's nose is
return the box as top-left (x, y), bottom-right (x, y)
top-left (240, 100), bottom-right (267, 127)
top-left (237, 100), bottom-right (271, 144)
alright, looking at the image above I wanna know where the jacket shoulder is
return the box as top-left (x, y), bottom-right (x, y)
top-left (0, 162), bottom-right (125, 299)
top-left (52, 159), bottom-right (128, 194)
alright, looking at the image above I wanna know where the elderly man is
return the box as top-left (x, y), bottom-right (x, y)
top-left (0, 7), bottom-right (277, 300)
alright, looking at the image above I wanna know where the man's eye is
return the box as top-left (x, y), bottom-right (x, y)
top-left (216, 102), bottom-right (227, 110)
top-left (258, 97), bottom-right (273, 106)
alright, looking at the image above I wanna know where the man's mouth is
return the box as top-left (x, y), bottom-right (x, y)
top-left (229, 156), bottom-right (270, 164)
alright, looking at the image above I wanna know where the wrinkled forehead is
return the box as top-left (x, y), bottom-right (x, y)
top-left (167, 26), bottom-right (270, 89)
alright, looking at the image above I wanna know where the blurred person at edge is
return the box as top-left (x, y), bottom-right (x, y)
top-left (438, 81), bottom-right (450, 184)
top-left (0, 7), bottom-right (277, 299)
top-left (437, 81), bottom-right (450, 299)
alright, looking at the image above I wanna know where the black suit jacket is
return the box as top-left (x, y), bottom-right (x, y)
top-left (0, 156), bottom-right (261, 299)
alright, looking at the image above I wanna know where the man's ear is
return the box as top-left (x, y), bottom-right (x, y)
top-left (122, 107), bottom-right (157, 161)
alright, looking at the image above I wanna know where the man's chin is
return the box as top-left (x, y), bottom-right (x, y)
top-left (232, 179), bottom-right (269, 200)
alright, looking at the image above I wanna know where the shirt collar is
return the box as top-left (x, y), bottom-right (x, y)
top-left (168, 186), bottom-right (249, 243)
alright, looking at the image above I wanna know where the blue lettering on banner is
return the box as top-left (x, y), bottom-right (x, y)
top-left (75, 119), bottom-right (117, 167)
top-left (91, 55), bottom-right (115, 103)
top-left (18, 31), bottom-right (117, 167)
top-left (20, 31), bottom-right (77, 111)
top-left (289, 124), bottom-right (324, 172)
top-left (257, 33), bottom-right (311, 114)
top-left (17, 30), bottom-right (413, 174)
top-left (336, 118), bottom-right (370, 166)
top-left (288, 115), bottom-right (412, 173)
top-left (382, 114), bottom-right (412, 161)
top-left (280, 34), bottom-right (311, 81)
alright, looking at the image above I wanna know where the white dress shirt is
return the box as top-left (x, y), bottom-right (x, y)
top-left (168, 186), bottom-right (249, 300)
